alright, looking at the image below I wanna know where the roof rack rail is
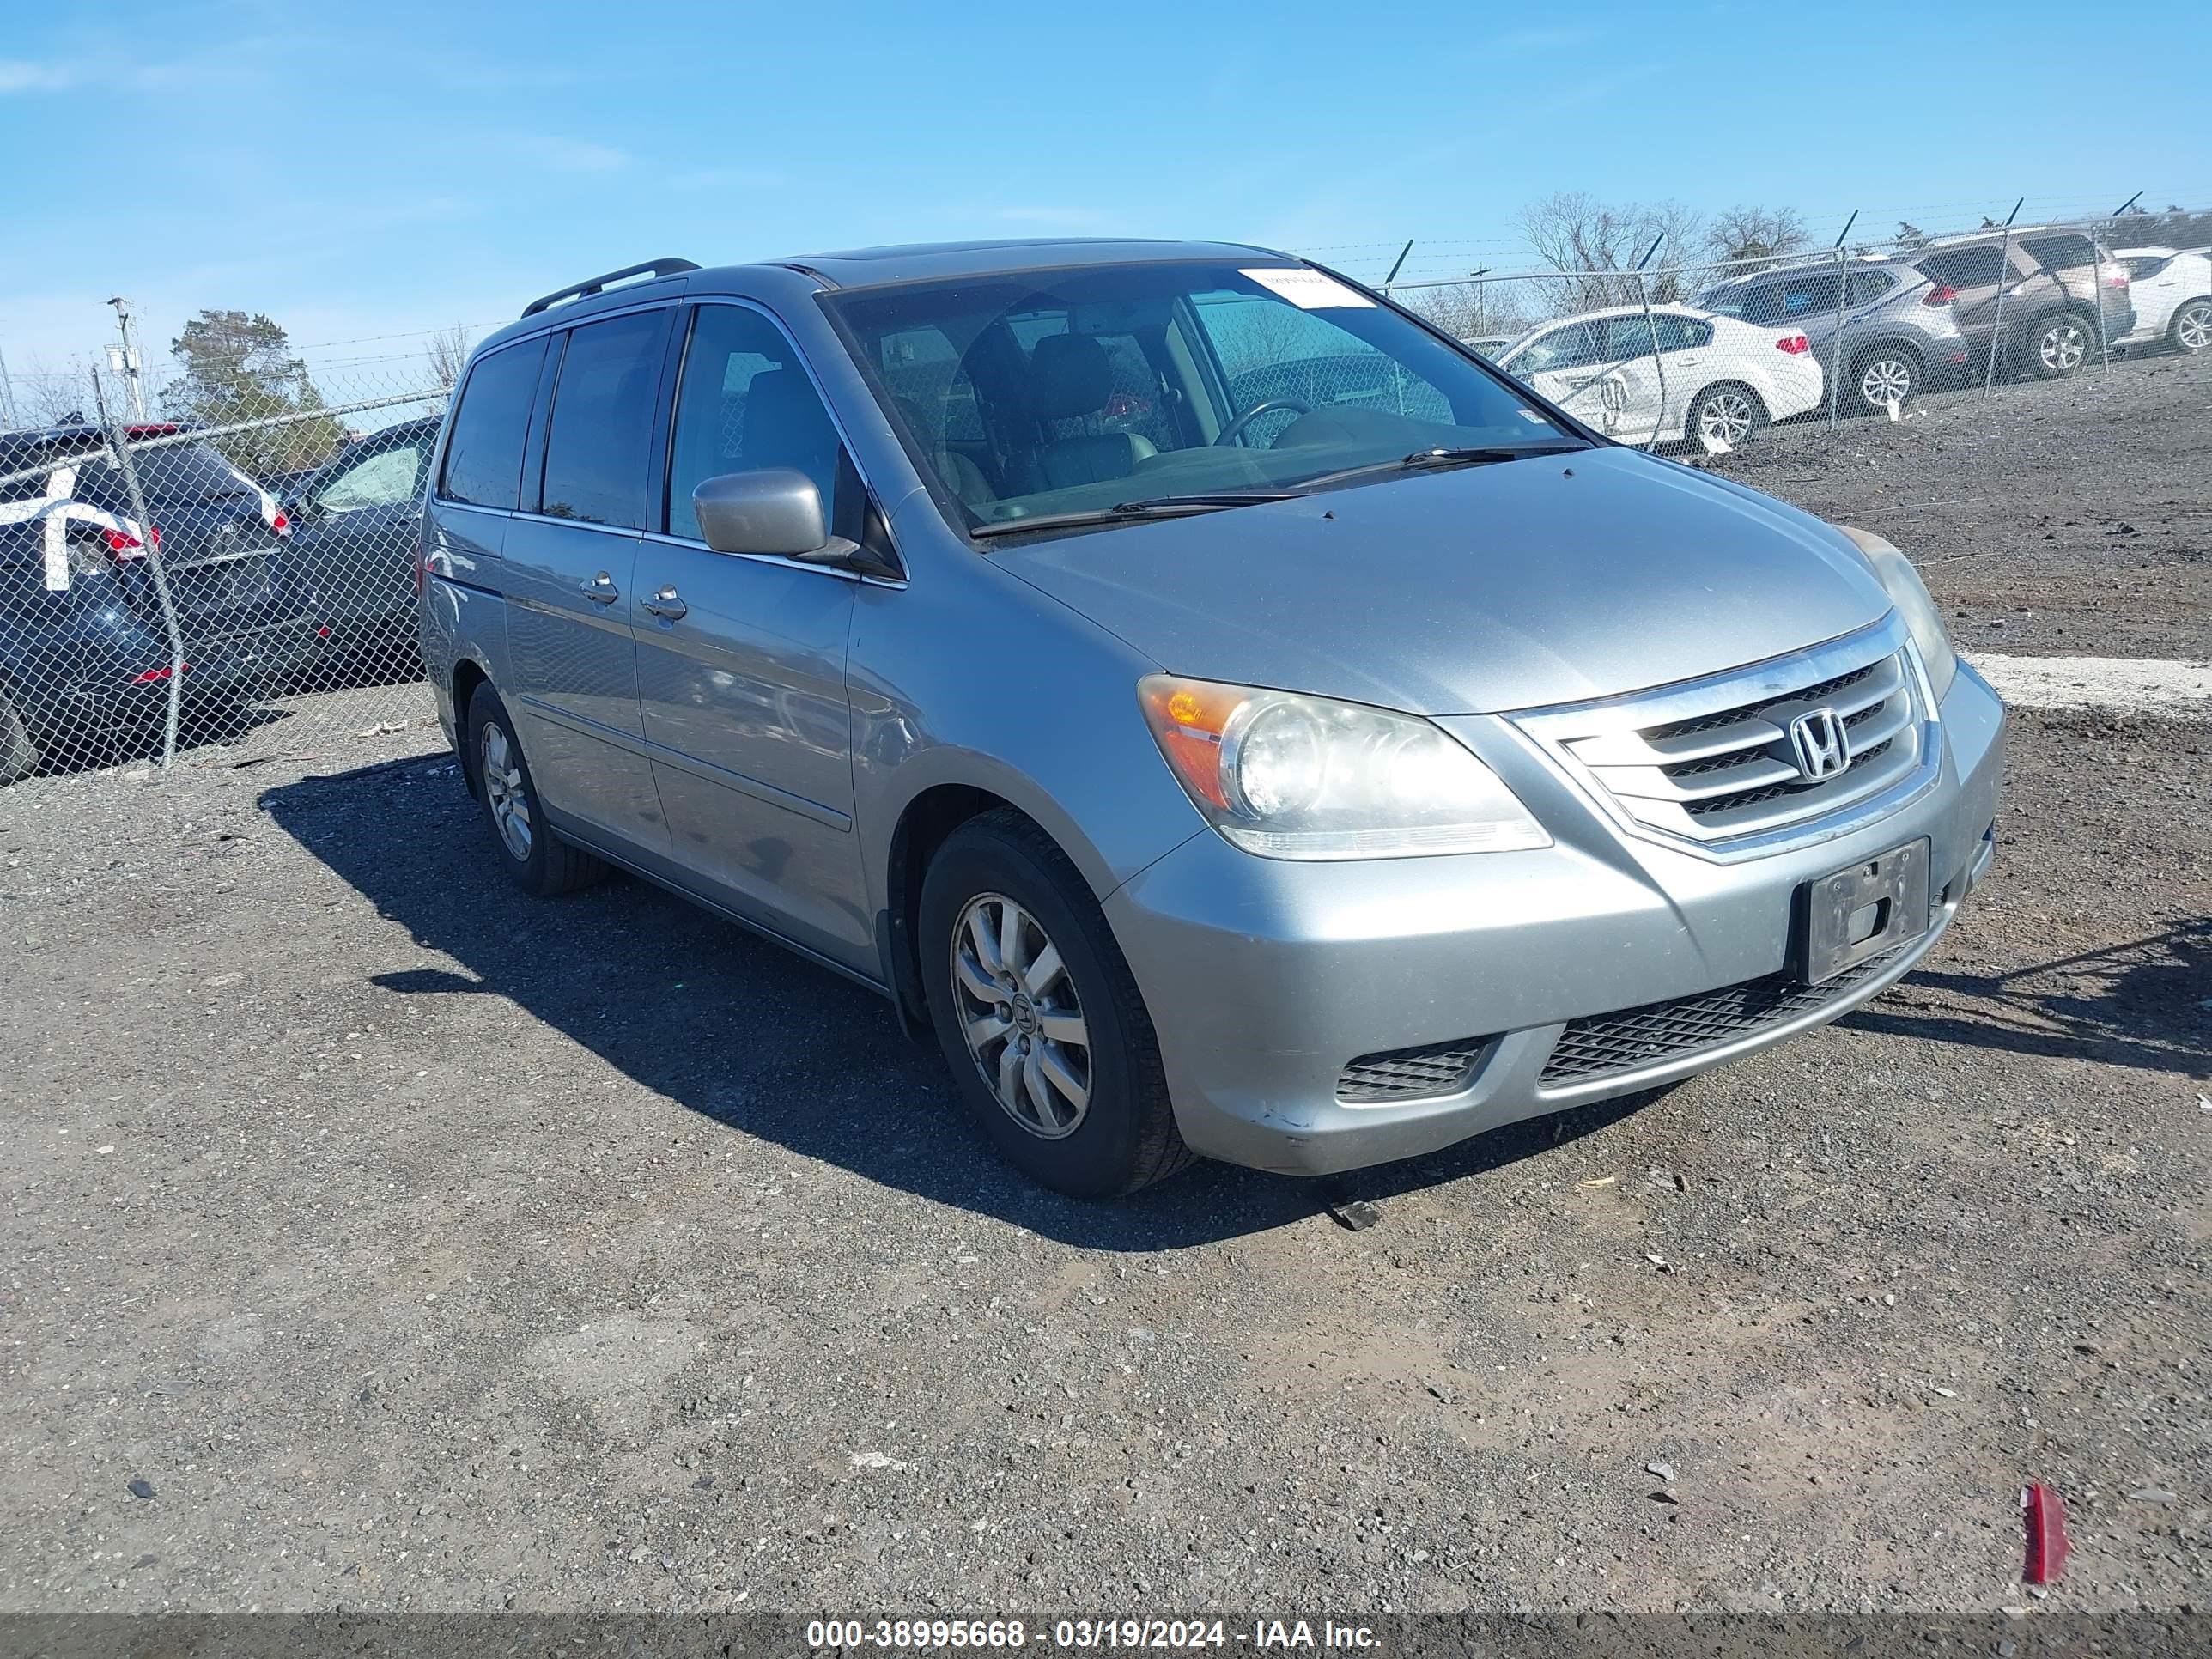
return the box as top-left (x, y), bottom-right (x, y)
top-left (521, 258), bottom-right (701, 319)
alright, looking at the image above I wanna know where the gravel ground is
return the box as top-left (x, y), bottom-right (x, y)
top-left (0, 354), bottom-right (2206, 1620)
top-left (1707, 348), bottom-right (2212, 661)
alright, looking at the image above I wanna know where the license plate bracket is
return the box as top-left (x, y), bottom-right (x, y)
top-left (1796, 838), bottom-right (1930, 984)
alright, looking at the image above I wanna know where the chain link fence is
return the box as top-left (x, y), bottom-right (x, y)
top-left (1381, 214), bottom-right (2209, 449)
top-left (1, 367), bottom-right (449, 782)
top-left (3, 205), bottom-right (2208, 791)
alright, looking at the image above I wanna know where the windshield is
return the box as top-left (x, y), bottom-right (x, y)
top-left (822, 261), bottom-right (1579, 537)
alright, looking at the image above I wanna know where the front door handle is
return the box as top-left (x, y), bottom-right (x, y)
top-left (640, 584), bottom-right (688, 621)
top-left (580, 571), bottom-right (619, 604)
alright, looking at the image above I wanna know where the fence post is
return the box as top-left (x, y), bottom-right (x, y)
top-left (1827, 244), bottom-right (1848, 428)
top-left (91, 374), bottom-right (185, 769)
top-left (1635, 270), bottom-right (1667, 452)
top-left (1983, 225), bottom-right (2014, 395)
top-left (2090, 221), bottom-right (2112, 374)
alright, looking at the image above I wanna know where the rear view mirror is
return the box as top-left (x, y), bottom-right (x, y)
top-left (692, 469), bottom-right (857, 563)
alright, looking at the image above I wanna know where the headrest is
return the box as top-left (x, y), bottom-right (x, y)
top-left (1027, 333), bottom-right (1112, 420)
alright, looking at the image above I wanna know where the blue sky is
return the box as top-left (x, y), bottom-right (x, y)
top-left (4, 0), bottom-right (2208, 408)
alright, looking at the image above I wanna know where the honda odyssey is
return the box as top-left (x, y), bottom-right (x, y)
top-left (417, 241), bottom-right (2005, 1197)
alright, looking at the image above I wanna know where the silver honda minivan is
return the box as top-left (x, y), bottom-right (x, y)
top-left (417, 240), bottom-right (2005, 1198)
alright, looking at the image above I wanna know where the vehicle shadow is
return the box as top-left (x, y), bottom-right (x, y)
top-left (1841, 918), bottom-right (2211, 1078)
top-left (260, 756), bottom-right (1653, 1249)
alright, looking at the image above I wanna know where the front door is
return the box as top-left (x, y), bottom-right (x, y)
top-left (501, 309), bottom-right (673, 854)
top-left (293, 421), bottom-right (434, 644)
top-left (633, 301), bottom-right (872, 971)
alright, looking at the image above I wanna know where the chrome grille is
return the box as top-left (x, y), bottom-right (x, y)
top-left (1512, 618), bottom-right (1936, 852)
top-left (1338, 1036), bottom-right (1497, 1103)
top-left (1539, 942), bottom-right (1909, 1086)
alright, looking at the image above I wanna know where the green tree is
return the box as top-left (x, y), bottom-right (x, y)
top-left (164, 310), bottom-right (343, 475)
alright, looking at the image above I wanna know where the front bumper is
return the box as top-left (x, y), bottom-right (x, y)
top-left (1106, 660), bottom-right (2006, 1176)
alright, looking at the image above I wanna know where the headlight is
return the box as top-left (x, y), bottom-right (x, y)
top-left (1836, 526), bottom-right (1956, 700)
top-left (1139, 675), bottom-right (1550, 860)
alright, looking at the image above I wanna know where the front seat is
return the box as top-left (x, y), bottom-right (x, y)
top-left (1023, 333), bottom-right (1157, 491)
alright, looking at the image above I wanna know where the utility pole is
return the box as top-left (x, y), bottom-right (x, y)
top-left (0, 347), bottom-right (16, 430)
top-left (106, 296), bottom-right (147, 421)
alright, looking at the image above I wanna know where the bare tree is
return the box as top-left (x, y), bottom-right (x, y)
top-left (424, 324), bottom-right (473, 392)
top-left (14, 354), bottom-right (100, 426)
top-left (1516, 193), bottom-right (1707, 307)
top-left (1705, 204), bottom-right (1811, 270)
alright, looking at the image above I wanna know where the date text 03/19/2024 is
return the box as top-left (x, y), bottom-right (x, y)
top-left (804, 1621), bottom-right (1382, 1650)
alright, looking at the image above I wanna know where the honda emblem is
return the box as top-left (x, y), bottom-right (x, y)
top-left (1788, 708), bottom-right (1850, 781)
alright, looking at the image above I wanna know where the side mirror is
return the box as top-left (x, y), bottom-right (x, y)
top-left (692, 468), bottom-right (857, 563)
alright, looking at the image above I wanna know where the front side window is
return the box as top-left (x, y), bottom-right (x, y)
top-left (318, 439), bottom-right (428, 513)
top-left (538, 312), bottom-right (666, 527)
top-left (825, 262), bottom-right (1572, 537)
top-left (667, 304), bottom-right (851, 544)
top-left (441, 337), bottom-right (547, 510)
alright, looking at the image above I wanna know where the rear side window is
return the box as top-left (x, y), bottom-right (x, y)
top-left (2020, 234), bottom-right (2094, 272)
top-left (1919, 247), bottom-right (2005, 289)
top-left (1652, 315), bottom-right (1712, 352)
top-left (2123, 255), bottom-right (2170, 280)
top-left (1778, 272), bottom-right (1843, 315)
top-left (538, 312), bottom-right (667, 528)
top-left (441, 337), bottom-right (548, 510)
top-left (1848, 270), bottom-right (1896, 304)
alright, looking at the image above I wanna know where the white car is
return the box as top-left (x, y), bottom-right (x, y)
top-left (1496, 304), bottom-right (1826, 450)
top-left (2113, 246), bottom-right (2212, 355)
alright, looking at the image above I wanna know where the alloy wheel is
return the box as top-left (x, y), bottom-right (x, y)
top-left (1859, 357), bottom-right (1913, 409)
top-left (2039, 319), bottom-right (2087, 373)
top-left (949, 892), bottom-right (1091, 1140)
top-left (2176, 302), bottom-right (2212, 354)
top-left (480, 720), bottom-right (533, 861)
top-left (1696, 389), bottom-right (1757, 447)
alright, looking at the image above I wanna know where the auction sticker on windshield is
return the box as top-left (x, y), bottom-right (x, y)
top-left (1239, 268), bottom-right (1375, 309)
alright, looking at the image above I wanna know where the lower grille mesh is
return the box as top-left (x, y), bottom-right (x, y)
top-left (1338, 1037), bottom-right (1497, 1103)
top-left (1538, 943), bottom-right (1910, 1085)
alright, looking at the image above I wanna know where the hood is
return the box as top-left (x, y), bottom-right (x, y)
top-left (999, 446), bottom-right (1893, 714)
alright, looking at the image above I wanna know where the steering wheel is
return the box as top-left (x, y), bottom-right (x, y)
top-left (1212, 398), bottom-right (1313, 447)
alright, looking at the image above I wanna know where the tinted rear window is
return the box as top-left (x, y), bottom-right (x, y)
top-left (538, 311), bottom-right (667, 528)
top-left (441, 337), bottom-right (548, 510)
top-left (76, 443), bottom-right (252, 513)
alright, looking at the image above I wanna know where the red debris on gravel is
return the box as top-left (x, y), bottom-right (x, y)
top-left (2023, 1482), bottom-right (2070, 1584)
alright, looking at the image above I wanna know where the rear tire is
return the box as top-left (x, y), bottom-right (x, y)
top-left (464, 684), bottom-right (607, 897)
top-left (2169, 299), bottom-right (2212, 355)
top-left (1687, 381), bottom-right (1767, 450)
top-left (1850, 346), bottom-right (1921, 415)
top-left (919, 809), bottom-right (1193, 1199)
top-left (0, 696), bottom-right (40, 785)
top-left (2030, 310), bottom-right (2092, 379)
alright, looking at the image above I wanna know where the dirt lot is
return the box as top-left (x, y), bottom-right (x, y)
top-left (0, 353), bottom-right (2205, 1620)
top-left (1709, 349), bottom-right (2212, 661)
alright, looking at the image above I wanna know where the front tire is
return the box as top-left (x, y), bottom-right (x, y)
top-left (2031, 311), bottom-right (2092, 378)
top-left (1687, 381), bottom-right (1767, 450)
top-left (1850, 347), bottom-right (1921, 415)
top-left (464, 684), bottom-right (606, 896)
top-left (2169, 299), bottom-right (2212, 356)
top-left (919, 810), bottom-right (1192, 1198)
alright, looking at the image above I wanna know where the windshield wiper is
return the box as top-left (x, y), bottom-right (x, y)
top-left (968, 490), bottom-right (1300, 539)
top-left (1291, 441), bottom-right (1589, 492)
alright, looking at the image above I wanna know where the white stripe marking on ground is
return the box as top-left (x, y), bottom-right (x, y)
top-left (1971, 653), bottom-right (2212, 715)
